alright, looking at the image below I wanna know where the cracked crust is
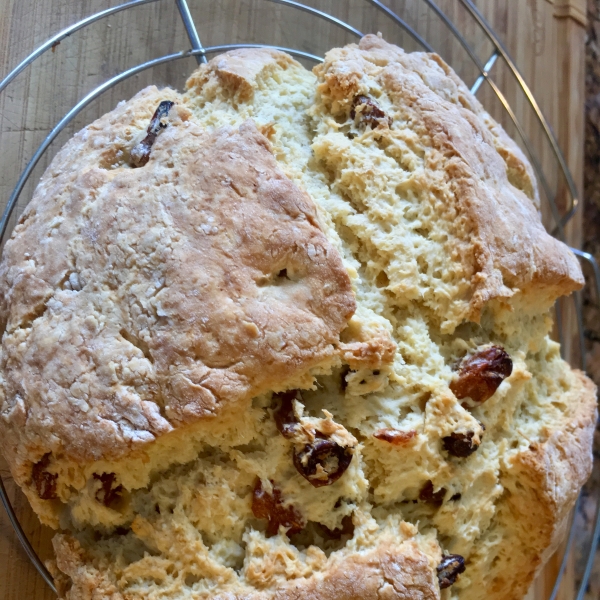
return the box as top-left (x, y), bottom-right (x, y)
top-left (314, 34), bottom-right (583, 325)
top-left (52, 530), bottom-right (441, 600)
top-left (0, 86), bottom-right (355, 495)
top-left (185, 47), bottom-right (300, 105)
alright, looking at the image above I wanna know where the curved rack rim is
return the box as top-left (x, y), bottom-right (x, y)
top-left (0, 476), bottom-right (57, 594)
top-left (458, 0), bottom-right (579, 229)
top-left (0, 0), bottom-right (160, 94)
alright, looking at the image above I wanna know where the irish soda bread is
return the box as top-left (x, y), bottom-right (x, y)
top-left (0, 35), bottom-right (596, 600)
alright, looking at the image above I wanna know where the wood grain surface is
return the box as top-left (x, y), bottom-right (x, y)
top-left (0, 1), bottom-right (586, 599)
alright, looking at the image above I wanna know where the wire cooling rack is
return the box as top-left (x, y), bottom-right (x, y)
top-left (0, 1), bottom-right (598, 598)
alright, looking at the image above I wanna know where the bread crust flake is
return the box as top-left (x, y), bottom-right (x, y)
top-left (0, 87), bottom-right (355, 475)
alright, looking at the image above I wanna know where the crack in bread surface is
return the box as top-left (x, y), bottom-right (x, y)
top-left (0, 38), bottom-right (596, 600)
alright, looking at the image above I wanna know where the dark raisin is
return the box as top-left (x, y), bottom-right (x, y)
top-left (315, 514), bottom-right (355, 540)
top-left (373, 428), bottom-right (417, 446)
top-left (350, 95), bottom-right (392, 128)
top-left (293, 437), bottom-right (353, 487)
top-left (437, 554), bottom-right (466, 589)
top-left (130, 100), bottom-right (175, 167)
top-left (450, 493), bottom-right (462, 501)
top-left (419, 480), bottom-right (446, 506)
top-left (31, 453), bottom-right (58, 500)
top-left (450, 346), bottom-right (512, 404)
top-left (272, 390), bottom-right (302, 439)
top-left (251, 479), bottom-right (304, 537)
top-left (93, 473), bottom-right (123, 508)
top-left (443, 431), bottom-right (480, 458)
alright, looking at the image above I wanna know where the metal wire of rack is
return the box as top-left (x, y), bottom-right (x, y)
top-left (0, 0), bottom-right (598, 598)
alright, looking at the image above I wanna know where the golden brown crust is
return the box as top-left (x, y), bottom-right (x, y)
top-left (0, 86), bottom-right (355, 474)
top-left (314, 34), bottom-right (583, 323)
top-left (417, 54), bottom-right (540, 210)
top-left (53, 533), bottom-right (441, 600)
top-left (52, 536), bottom-right (121, 600)
top-left (356, 36), bottom-right (541, 211)
top-left (273, 542), bottom-right (438, 600)
top-left (339, 335), bottom-right (397, 370)
top-left (185, 48), bottom-right (299, 104)
top-left (461, 370), bottom-right (598, 600)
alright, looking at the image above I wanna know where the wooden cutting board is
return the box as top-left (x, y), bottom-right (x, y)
top-left (0, 1), bottom-right (586, 598)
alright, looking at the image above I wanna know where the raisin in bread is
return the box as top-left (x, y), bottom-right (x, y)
top-left (0, 35), bottom-right (596, 600)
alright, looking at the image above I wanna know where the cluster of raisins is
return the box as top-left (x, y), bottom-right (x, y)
top-left (444, 346), bottom-right (512, 458)
top-left (272, 390), bottom-right (354, 487)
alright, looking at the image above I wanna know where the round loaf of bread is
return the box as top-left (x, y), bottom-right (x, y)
top-left (0, 35), bottom-right (596, 600)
